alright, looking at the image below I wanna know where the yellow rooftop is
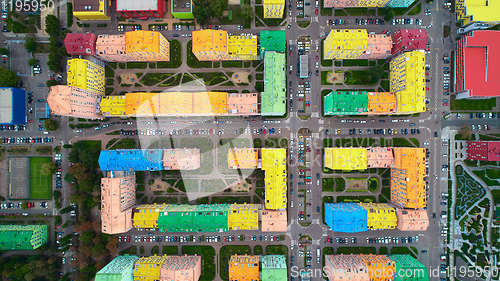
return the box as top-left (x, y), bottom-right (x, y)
top-left (324, 148), bottom-right (368, 170)
top-left (262, 148), bottom-right (287, 210)
top-left (456, 0), bottom-right (500, 25)
top-left (100, 96), bottom-right (126, 117)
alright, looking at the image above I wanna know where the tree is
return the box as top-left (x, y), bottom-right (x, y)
top-left (41, 161), bottom-right (57, 175)
top-left (241, 4), bottom-right (253, 22)
top-left (45, 15), bottom-right (60, 36)
top-left (383, 8), bottom-right (394, 22)
top-left (193, 0), bottom-right (211, 25)
top-left (44, 118), bottom-right (59, 131)
top-left (0, 66), bottom-right (17, 87)
top-left (0, 48), bottom-right (8, 55)
top-left (28, 58), bottom-right (37, 66)
top-left (209, 0), bottom-right (227, 18)
top-left (24, 36), bottom-right (37, 53)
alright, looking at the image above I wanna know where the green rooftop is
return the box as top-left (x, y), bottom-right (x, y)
top-left (95, 255), bottom-right (138, 281)
top-left (262, 255), bottom-right (287, 281)
top-left (158, 204), bottom-right (230, 232)
top-left (262, 52), bottom-right (286, 116)
top-left (390, 255), bottom-right (429, 281)
top-left (324, 91), bottom-right (368, 116)
top-left (0, 225), bottom-right (47, 250)
top-left (260, 30), bottom-right (286, 56)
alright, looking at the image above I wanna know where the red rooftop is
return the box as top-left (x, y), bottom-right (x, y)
top-left (64, 33), bottom-right (97, 56)
top-left (391, 29), bottom-right (428, 55)
top-left (466, 141), bottom-right (500, 161)
top-left (455, 30), bottom-right (500, 99)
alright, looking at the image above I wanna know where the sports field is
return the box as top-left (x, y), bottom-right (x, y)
top-left (29, 157), bottom-right (52, 199)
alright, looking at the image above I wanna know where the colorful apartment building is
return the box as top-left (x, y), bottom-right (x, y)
top-left (228, 204), bottom-right (259, 230)
top-left (262, 51), bottom-right (286, 116)
top-left (391, 29), bottom-right (428, 55)
top-left (157, 204), bottom-right (230, 232)
top-left (396, 209), bottom-right (429, 231)
top-left (97, 255), bottom-right (201, 281)
top-left (101, 92), bottom-right (258, 117)
top-left (366, 147), bottom-right (394, 168)
top-left (101, 171), bottom-right (136, 234)
top-left (64, 33), bottom-right (97, 56)
top-left (366, 33), bottom-right (393, 58)
top-left (324, 203), bottom-right (368, 233)
top-left (263, 0), bottom-right (285, 18)
top-left (95, 255), bottom-right (139, 281)
top-left (391, 147), bottom-right (426, 209)
top-left (261, 210), bottom-right (288, 232)
top-left (325, 254), bottom-right (396, 281)
top-left (116, 0), bottom-right (165, 19)
top-left (73, 0), bottom-right (110, 20)
top-left (95, 31), bottom-right (170, 62)
top-left (389, 51), bottom-right (426, 114)
top-left (262, 255), bottom-right (287, 281)
top-left (192, 30), bottom-right (258, 61)
top-left (359, 203), bottom-right (397, 230)
top-left (323, 29), bottom-right (368, 59)
top-left (98, 149), bottom-right (201, 171)
top-left (0, 87), bottom-right (26, 125)
top-left (260, 30), bottom-right (286, 55)
top-left (67, 58), bottom-right (105, 95)
top-left (455, 30), bottom-right (500, 99)
top-left (227, 35), bottom-right (259, 60)
top-left (160, 255), bottom-right (202, 281)
top-left (466, 141), bottom-right (500, 161)
top-left (262, 148), bottom-right (287, 210)
top-left (192, 29), bottom-right (228, 61)
top-left (324, 91), bottom-right (397, 116)
top-left (132, 204), bottom-right (162, 229)
top-left (325, 255), bottom-right (427, 281)
top-left (96, 34), bottom-right (128, 62)
top-left (125, 31), bottom-right (170, 61)
top-left (48, 85), bottom-right (103, 120)
top-left (134, 255), bottom-right (169, 281)
top-left (229, 255), bottom-right (260, 281)
top-left (456, 0), bottom-right (500, 26)
top-left (172, 0), bottom-right (194, 19)
top-left (0, 225), bottom-right (47, 250)
top-left (324, 91), bottom-right (369, 115)
top-left (390, 255), bottom-right (429, 281)
top-left (227, 148), bottom-right (259, 169)
top-left (324, 254), bottom-right (370, 281)
top-left (324, 148), bottom-right (368, 170)
top-left (359, 255), bottom-right (396, 281)
top-left (323, 0), bottom-right (413, 7)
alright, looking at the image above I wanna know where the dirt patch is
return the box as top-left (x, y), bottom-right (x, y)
top-left (120, 73), bottom-right (139, 85)
top-left (228, 179), bottom-right (252, 192)
top-left (231, 72), bottom-right (249, 84)
top-left (345, 178), bottom-right (368, 192)
top-left (327, 71), bottom-right (344, 84)
top-left (149, 177), bottom-right (173, 192)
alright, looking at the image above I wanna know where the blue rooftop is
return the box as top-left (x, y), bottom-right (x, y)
top-left (98, 149), bottom-right (164, 171)
top-left (324, 203), bottom-right (367, 233)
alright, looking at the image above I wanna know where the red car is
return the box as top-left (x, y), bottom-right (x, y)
top-left (315, 8), bottom-right (318, 15)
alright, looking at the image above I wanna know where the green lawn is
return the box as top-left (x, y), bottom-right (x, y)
top-left (450, 96), bottom-right (497, 111)
top-left (29, 157), bottom-right (52, 199)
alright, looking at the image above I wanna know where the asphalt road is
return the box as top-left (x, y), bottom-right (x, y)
top-left (3, 0), bottom-right (498, 279)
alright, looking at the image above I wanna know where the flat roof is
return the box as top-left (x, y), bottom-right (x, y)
top-left (462, 30), bottom-right (500, 97)
top-left (172, 0), bottom-right (191, 12)
top-left (116, 0), bottom-right (159, 11)
top-left (0, 88), bottom-right (13, 124)
top-left (73, 0), bottom-right (101, 12)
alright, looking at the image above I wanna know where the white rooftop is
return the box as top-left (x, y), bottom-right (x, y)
top-left (116, 0), bottom-right (158, 11)
top-left (0, 88), bottom-right (13, 124)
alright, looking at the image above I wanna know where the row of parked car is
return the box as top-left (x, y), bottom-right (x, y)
top-left (2, 136), bottom-right (53, 144)
top-left (0, 124), bottom-right (25, 131)
top-left (54, 154), bottom-right (63, 189)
